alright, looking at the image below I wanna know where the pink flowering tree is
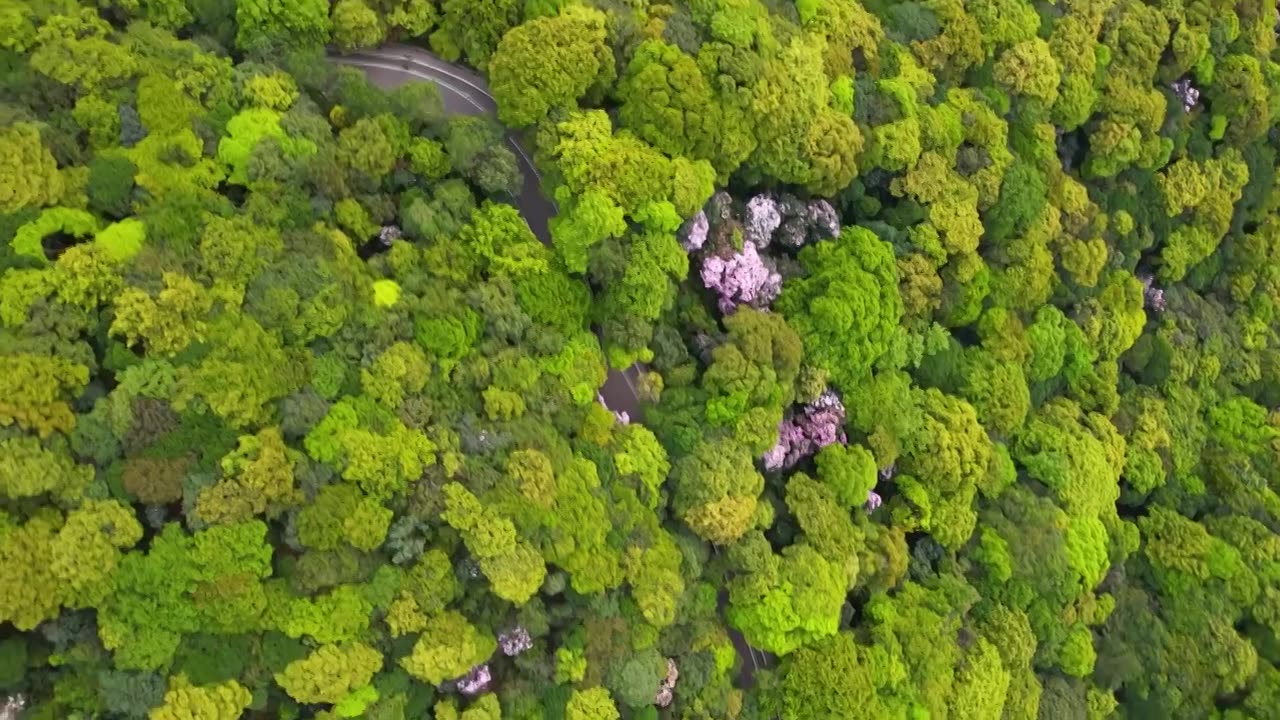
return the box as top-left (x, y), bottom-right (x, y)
top-left (761, 390), bottom-right (848, 471)
top-left (683, 192), bottom-right (842, 314)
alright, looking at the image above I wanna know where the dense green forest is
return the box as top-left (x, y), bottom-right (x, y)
top-left (2, 0), bottom-right (1280, 717)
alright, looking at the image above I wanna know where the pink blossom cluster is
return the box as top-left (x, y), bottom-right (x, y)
top-left (761, 390), bottom-right (848, 471)
top-left (745, 195), bottom-right (782, 247)
top-left (735, 194), bottom-right (842, 250)
top-left (1139, 274), bottom-right (1167, 312)
top-left (775, 195), bottom-right (841, 248)
top-left (683, 192), bottom-right (843, 313)
top-left (682, 211), bottom-right (709, 252)
top-left (456, 664), bottom-right (491, 695)
top-left (378, 224), bottom-right (402, 245)
top-left (499, 626), bottom-right (533, 656)
top-left (807, 200), bottom-right (841, 241)
top-left (1170, 77), bottom-right (1200, 113)
top-left (865, 491), bottom-right (883, 512)
top-left (655, 658), bottom-right (680, 707)
top-left (0, 695), bottom-right (24, 720)
top-left (699, 241), bottom-right (782, 314)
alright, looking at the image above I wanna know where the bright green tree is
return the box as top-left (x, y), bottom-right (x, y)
top-left (275, 641), bottom-right (383, 705)
top-left (777, 227), bottom-right (903, 391)
top-left (489, 6), bottom-right (615, 127)
top-left (149, 677), bottom-right (251, 720)
top-left (671, 439), bottom-right (765, 545)
top-left (400, 611), bottom-right (495, 685)
top-left (0, 123), bottom-right (64, 213)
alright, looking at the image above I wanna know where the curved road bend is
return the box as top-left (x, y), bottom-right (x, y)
top-left (333, 46), bottom-right (550, 241)
top-left (333, 47), bottom-right (644, 419)
top-left (333, 45), bottom-right (767, 681)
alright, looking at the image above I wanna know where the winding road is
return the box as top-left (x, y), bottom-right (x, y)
top-left (332, 44), bottom-right (769, 684)
top-left (333, 46), bottom-right (645, 421)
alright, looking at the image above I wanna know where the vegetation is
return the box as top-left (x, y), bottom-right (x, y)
top-left (1, 0), bottom-right (1279, 718)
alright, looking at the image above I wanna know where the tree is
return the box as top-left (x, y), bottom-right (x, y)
top-left (814, 442), bottom-right (878, 510)
top-left (149, 677), bottom-right (251, 720)
top-left (611, 424), bottom-right (671, 509)
top-left (302, 397), bottom-right (436, 498)
top-left (200, 214), bottom-right (283, 297)
top-left (550, 189), bottom-right (627, 274)
top-left (489, 6), bottom-right (615, 127)
top-left (565, 687), bottom-right (620, 720)
top-left (894, 389), bottom-right (993, 550)
top-left (604, 647), bottom-right (666, 708)
top-left (97, 525), bottom-right (200, 670)
top-left (1012, 398), bottom-right (1124, 521)
top-left (623, 532), bottom-right (684, 629)
top-left (1154, 153), bottom-right (1249, 283)
top-left (338, 115), bottom-right (403, 180)
top-left (11, 207), bottom-right (99, 264)
top-left (993, 39), bottom-right (1060, 107)
top-left (402, 548), bottom-right (459, 615)
top-left (0, 436), bottom-right (93, 502)
top-left (87, 155), bottom-right (136, 218)
top-left (269, 583), bottom-right (373, 645)
top-left (29, 9), bottom-right (138, 92)
top-left (431, 0), bottom-right (521, 69)
top-left (174, 313), bottom-right (297, 429)
top-left (441, 482), bottom-right (546, 604)
top-left (727, 538), bottom-right (847, 655)
top-left (544, 109), bottom-right (713, 219)
top-left (50, 500), bottom-right (145, 609)
top-left (217, 108), bottom-right (316, 186)
top-left (615, 40), bottom-right (755, 180)
top-left (111, 273), bottom-right (214, 357)
top-left (960, 349), bottom-right (1031, 437)
top-left (400, 611), bottom-right (495, 685)
top-left (235, 0), bottom-right (331, 51)
top-left (275, 642), bottom-right (383, 705)
top-left (671, 439), bottom-right (764, 545)
top-left (0, 501), bottom-right (142, 631)
top-left (0, 513), bottom-right (64, 631)
top-left (295, 484), bottom-right (393, 552)
top-left (766, 633), bottom-right (882, 719)
top-left (786, 473), bottom-right (865, 587)
top-left (777, 227), bottom-right (903, 391)
top-left (749, 36), bottom-right (861, 193)
top-left (701, 306), bottom-right (803, 431)
top-left (407, 138), bottom-right (450, 179)
top-left (0, 353), bottom-right (89, 438)
top-left (187, 521), bottom-right (274, 633)
top-left (196, 427), bottom-right (302, 524)
top-left (330, 0), bottom-right (384, 50)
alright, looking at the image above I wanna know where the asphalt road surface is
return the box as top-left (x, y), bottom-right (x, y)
top-left (333, 45), bottom-right (772, 685)
top-left (332, 46), bottom-right (552, 242)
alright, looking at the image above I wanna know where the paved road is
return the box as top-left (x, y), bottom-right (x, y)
top-left (332, 46), bottom-right (644, 416)
top-left (333, 46), bottom-right (552, 242)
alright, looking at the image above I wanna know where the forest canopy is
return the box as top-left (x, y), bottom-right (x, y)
top-left (2, 0), bottom-right (1280, 719)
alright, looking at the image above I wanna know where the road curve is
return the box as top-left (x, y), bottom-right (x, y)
top-left (330, 46), bottom-right (645, 418)
top-left (332, 46), bottom-right (551, 242)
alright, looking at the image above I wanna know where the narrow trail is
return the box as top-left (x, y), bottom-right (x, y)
top-left (332, 45), bottom-right (771, 686)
